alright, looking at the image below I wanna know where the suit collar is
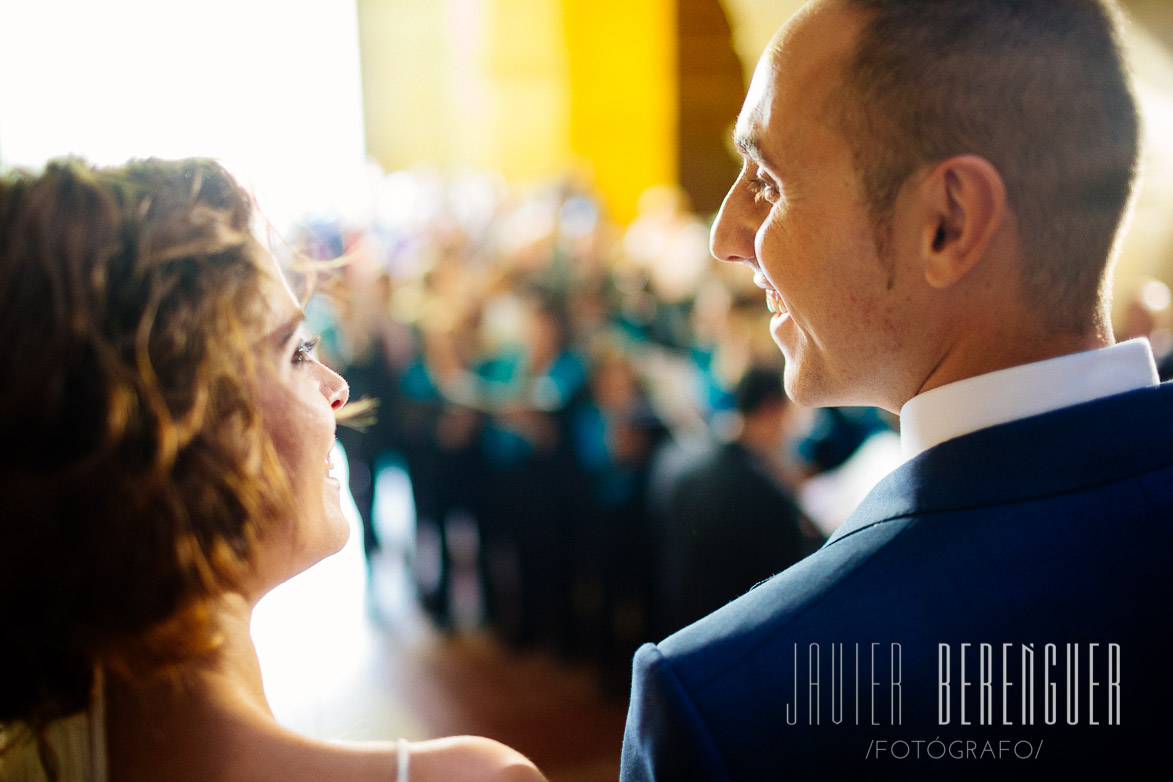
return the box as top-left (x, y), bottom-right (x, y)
top-left (829, 382), bottom-right (1173, 544)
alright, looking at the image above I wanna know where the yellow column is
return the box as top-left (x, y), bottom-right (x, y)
top-left (562, 0), bottom-right (678, 223)
top-left (464, 0), bottom-right (572, 179)
top-left (357, 0), bottom-right (679, 223)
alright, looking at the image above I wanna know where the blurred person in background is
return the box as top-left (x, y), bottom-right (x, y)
top-left (477, 288), bottom-right (589, 650)
top-left (331, 270), bottom-right (417, 562)
top-left (571, 343), bottom-right (669, 689)
top-left (653, 365), bottom-right (818, 637)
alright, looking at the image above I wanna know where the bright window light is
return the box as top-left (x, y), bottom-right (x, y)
top-left (0, 0), bottom-right (368, 229)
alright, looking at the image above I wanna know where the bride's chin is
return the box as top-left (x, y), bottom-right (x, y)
top-left (322, 499), bottom-right (351, 555)
top-left (326, 518), bottom-right (350, 556)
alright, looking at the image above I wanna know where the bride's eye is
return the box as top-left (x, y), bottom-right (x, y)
top-left (292, 336), bottom-right (320, 366)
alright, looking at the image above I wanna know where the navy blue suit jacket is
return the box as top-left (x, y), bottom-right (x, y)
top-left (621, 383), bottom-right (1173, 780)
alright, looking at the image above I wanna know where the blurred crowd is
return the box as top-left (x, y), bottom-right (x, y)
top-left (288, 166), bottom-right (909, 690)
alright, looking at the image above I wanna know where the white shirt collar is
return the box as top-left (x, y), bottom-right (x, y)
top-left (899, 338), bottom-right (1160, 461)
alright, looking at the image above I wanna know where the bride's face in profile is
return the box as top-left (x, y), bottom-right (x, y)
top-left (252, 267), bottom-right (350, 591)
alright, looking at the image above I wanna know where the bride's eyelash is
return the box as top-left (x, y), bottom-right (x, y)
top-left (293, 336), bottom-right (320, 365)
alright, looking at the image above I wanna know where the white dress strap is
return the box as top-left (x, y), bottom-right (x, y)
top-left (396, 737), bottom-right (409, 782)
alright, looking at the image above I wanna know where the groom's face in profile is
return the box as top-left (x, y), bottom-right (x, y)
top-left (710, 1), bottom-right (929, 413)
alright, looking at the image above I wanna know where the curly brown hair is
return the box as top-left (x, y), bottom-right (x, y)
top-left (0, 158), bottom-right (298, 739)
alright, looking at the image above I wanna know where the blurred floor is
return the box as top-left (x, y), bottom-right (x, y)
top-left (252, 447), bottom-right (628, 782)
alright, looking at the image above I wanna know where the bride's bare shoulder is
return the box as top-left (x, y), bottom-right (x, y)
top-left (241, 730), bottom-right (545, 782)
top-left (406, 735), bottom-right (547, 782)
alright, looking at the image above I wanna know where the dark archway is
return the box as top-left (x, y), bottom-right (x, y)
top-left (677, 0), bottom-right (746, 216)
